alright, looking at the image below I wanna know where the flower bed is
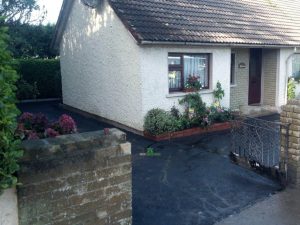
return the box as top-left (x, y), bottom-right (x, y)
top-left (16, 112), bottom-right (77, 140)
top-left (144, 122), bottom-right (231, 141)
top-left (143, 84), bottom-right (233, 141)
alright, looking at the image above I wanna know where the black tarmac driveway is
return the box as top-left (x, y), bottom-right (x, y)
top-left (18, 101), bottom-right (281, 225)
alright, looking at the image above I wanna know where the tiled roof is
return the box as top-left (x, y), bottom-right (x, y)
top-left (109, 0), bottom-right (300, 46)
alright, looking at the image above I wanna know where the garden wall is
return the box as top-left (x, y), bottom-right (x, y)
top-left (18, 129), bottom-right (132, 225)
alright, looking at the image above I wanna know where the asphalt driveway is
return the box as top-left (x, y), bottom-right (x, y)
top-left (18, 101), bottom-right (281, 225)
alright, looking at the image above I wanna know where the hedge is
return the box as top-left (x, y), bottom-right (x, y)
top-left (15, 59), bottom-right (62, 100)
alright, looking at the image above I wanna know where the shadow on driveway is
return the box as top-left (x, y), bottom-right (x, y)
top-left (18, 101), bottom-right (281, 225)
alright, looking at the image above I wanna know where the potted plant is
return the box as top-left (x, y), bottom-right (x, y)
top-left (184, 75), bottom-right (202, 92)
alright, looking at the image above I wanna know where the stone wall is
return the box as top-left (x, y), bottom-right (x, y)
top-left (262, 49), bottom-right (278, 106)
top-left (18, 129), bottom-right (132, 225)
top-left (230, 49), bottom-right (250, 110)
top-left (280, 100), bottom-right (300, 187)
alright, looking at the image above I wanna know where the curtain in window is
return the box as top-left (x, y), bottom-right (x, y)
top-left (292, 54), bottom-right (300, 78)
top-left (183, 55), bottom-right (208, 87)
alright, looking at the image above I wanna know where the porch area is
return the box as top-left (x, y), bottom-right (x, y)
top-left (230, 48), bottom-right (285, 116)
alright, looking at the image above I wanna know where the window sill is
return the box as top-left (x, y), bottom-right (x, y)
top-left (166, 89), bottom-right (213, 98)
top-left (230, 84), bottom-right (237, 88)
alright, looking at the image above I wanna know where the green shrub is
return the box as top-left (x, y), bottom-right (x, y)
top-left (0, 24), bottom-right (23, 194)
top-left (144, 109), bottom-right (175, 135)
top-left (179, 93), bottom-right (208, 127)
top-left (213, 81), bottom-right (225, 107)
top-left (15, 58), bottom-right (61, 100)
top-left (16, 79), bottom-right (40, 100)
top-left (288, 78), bottom-right (296, 100)
top-left (208, 106), bottom-right (233, 123)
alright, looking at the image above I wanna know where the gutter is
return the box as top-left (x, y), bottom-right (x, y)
top-left (140, 40), bottom-right (300, 48)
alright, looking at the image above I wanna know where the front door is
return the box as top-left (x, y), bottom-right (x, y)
top-left (248, 49), bottom-right (262, 105)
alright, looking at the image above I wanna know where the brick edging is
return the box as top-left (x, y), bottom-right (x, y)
top-left (144, 122), bottom-right (231, 141)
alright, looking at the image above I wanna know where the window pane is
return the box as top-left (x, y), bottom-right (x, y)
top-left (292, 54), bottom-right (300, 78)
top-left (168, 56), bottom-right (181, 65)
top-left (169, 70), bottom-right (182, 90)
top-left (183, 55), bottom-right (209, 88)
top-left (230, 53), bottom-right (236, 85)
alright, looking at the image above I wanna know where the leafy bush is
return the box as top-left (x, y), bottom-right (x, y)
top-left (144, 109), bottom-right (175, 135)
top-left (15, 59), bottom-right (61, 100)
top-left (288, 77), bottom-right (296, 100)
top-left (16, 79), bottom-right (39, 100)
top-left (213, 81), bottom-right (225, 106)
top-left (17, 113), bottom-right (77, 140)
top-left (208, 106), bottom-right (233, 123)
top-left (0, 24), bottom-right (23, 194)
top-left (179, 93), bottom-right (208, 127)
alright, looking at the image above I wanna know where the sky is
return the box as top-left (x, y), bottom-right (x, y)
top-left (37, 0), bottom-right (64, 24)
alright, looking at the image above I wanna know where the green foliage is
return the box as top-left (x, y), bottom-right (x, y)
top-left (144, 109), bottom-right (175, 135)
top-left (0, 22), bottom-right (23, 194)
top-left (179, 93), bottom-right (207, 118)
top-left (16, 79), bottom-right (39, 100)
top-left (8, 23), bottom-right (56, 58)
top-left (15, 58), bottom-right (61, 99)
top-left (208, 106), bottom-right (233, 123)
top-left (288, 78), bottom-right (296, 100)
top-left (1, 0), bottom-right (45, 24)
top-left (213, 81), bottom-right (225, 106)
top-left (185, 75), bottom-right (202, 91)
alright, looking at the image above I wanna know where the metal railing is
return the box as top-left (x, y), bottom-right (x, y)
top-left (231, 116), bottom-right (290, 175)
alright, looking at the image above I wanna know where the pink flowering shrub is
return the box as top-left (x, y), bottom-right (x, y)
top-left (58, 114), bottom-right (77, 134)
top-left (45, 128), bottom-right (60, 138)
top-left (17, 112), bottom-right (77, 140)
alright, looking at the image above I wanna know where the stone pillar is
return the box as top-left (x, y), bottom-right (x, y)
top-left (280, 100), bottom-right (300, 187)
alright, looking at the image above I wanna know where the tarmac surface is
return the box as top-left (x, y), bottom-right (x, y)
top-left (19, 101), bottom-right (282, 225)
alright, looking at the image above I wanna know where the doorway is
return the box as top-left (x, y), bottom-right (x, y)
top-left (248, 49), bottom-right (262, 105)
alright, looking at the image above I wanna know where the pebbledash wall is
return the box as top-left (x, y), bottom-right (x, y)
top-left (60, 0), bottom-right (231, 132)
top-left (140, 46), bottom-right (231, 117)
top-left (60, 0), bottom-right (143, 131)
top-left (18, 129), bottom-right (132, 225)
top-left (60, 0), bottom-right (293, 132)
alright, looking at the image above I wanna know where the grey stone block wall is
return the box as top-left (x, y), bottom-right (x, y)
top-left (18, 128), bottom-right (132, 225)
top-left (262, 49), bottom-right (278, 106)
top-left (281, 101), bottom-right (300, 187)
top-left (230, 49), bottom-right (250, 110)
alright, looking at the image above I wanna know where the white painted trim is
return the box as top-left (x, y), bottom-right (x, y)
top-left (166, 89), bottom-right (214, 98)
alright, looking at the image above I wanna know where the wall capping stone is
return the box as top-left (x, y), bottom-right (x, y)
top-left (18, 128), bottom-right (132, 225)
top-left (21, 128), bottom-right (126, 162)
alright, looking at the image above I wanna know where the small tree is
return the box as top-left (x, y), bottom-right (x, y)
top-left (0, 20), bottom-right (23, 194)
top-left (213, 81), bottom-right (225, 107)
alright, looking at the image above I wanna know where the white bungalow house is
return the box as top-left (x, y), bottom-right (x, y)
top-left (52, 0), bottom-right (300, 133)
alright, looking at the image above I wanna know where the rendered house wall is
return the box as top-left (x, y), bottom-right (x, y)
top-left (140, 46), bottom-right (231, 116)
top-left (60, 0), bottom-right (144, 131)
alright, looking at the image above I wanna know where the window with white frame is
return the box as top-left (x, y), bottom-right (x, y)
top-left (168, 53), bottom-right (210, 92)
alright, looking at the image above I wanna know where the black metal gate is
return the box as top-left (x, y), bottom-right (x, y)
top-left (231, 116), bottom-right (290, 181)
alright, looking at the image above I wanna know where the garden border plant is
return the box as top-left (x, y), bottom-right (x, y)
top-left (0, 21), bottom-right (23, 194)
top-left (143, 82), bottom-right (233, 141)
